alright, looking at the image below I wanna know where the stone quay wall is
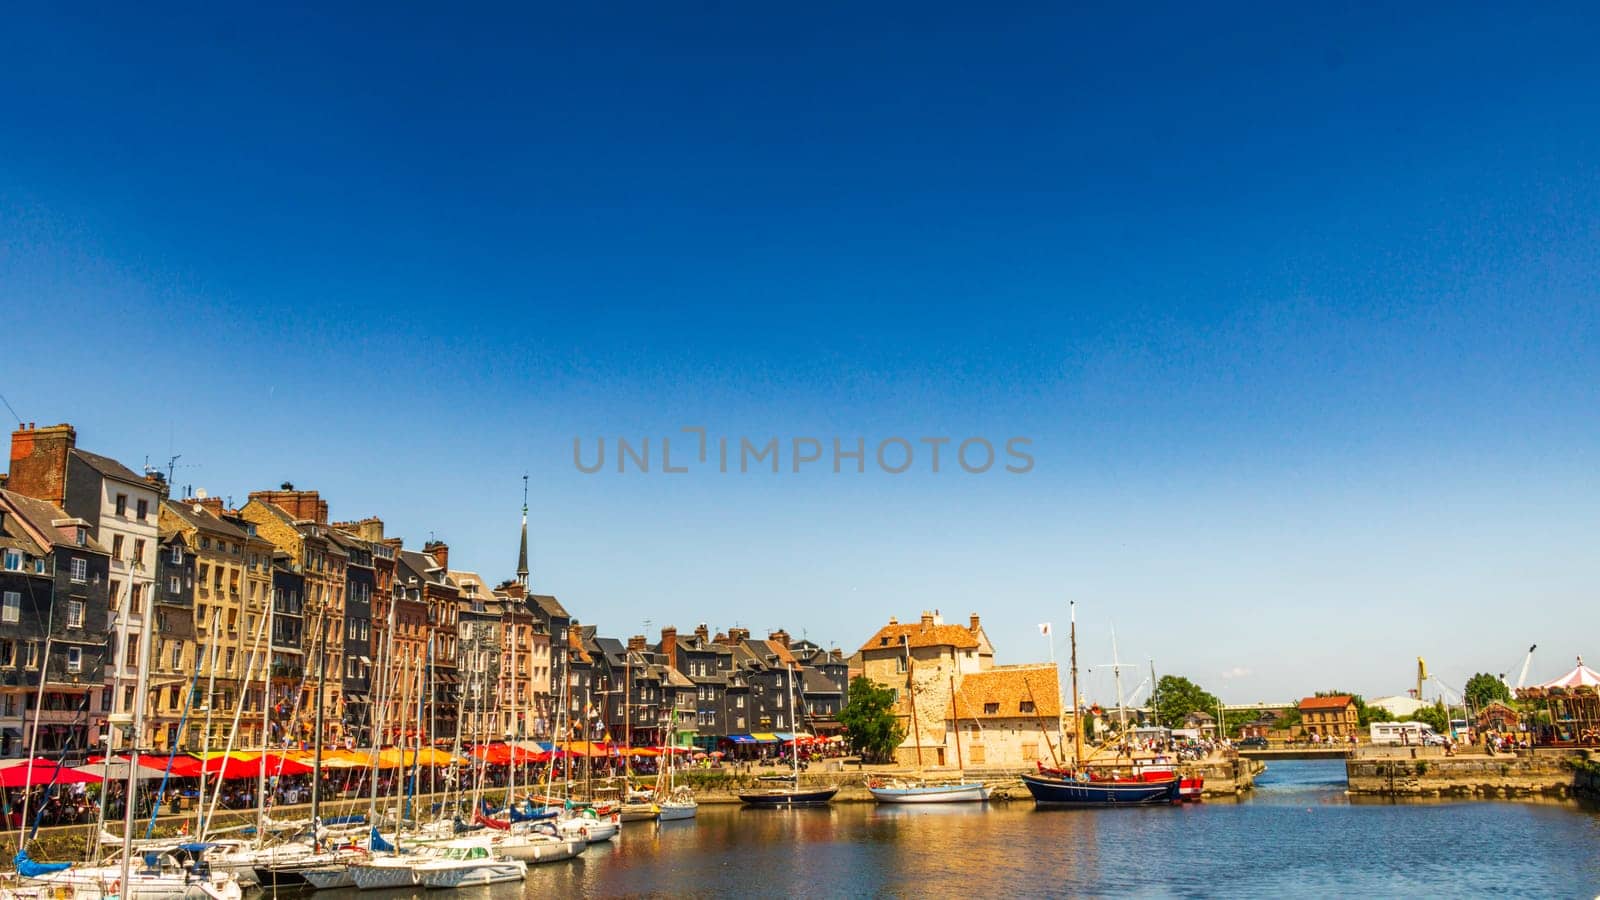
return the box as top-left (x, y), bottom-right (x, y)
top-left (1346, 749), bottom-right (1588, 799)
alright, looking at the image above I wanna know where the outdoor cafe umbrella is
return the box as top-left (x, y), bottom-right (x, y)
top-left (0, 760), bottom-right (103, 788)
top-left (82, 755), bottom-right (169, 781)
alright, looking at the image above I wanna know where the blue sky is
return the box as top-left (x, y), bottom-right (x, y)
top-left (3, 4), bottom-right (1598, 703)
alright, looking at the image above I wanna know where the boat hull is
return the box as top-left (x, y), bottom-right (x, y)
top-left (492, 837), bottom-right (586, 864)
top-left (417, 860), bottom-right (527, 888)
top-left (657, 802), bottom-right (698, 821)
top-left (350, 860), bottom-right (421, 891)
top-left (738, 788), bottom-right (838, 807)
top-left (868, 783), bottom-right (991, 804)
top-left (298, 865), bottom-right (357, 891)
top-left (1021, 773), bottom-right (1181, 806)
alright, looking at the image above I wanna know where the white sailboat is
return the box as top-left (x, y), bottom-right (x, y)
top-left (868, 640), bottom-right (990, 804)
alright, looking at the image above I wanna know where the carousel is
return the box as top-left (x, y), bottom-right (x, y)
top-left (1515, 656), bottom-right (1600, 747)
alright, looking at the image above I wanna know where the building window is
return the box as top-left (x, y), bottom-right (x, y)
top-left (70, 558), bottom-right (87, 583)
top-left (0, 641), bottom-right (12, 665)
top-left (170, 545), bottom-right (183, 564)
top-left (76, 527), bottom-right (87, 546)
top-left (171, 644), bottom-right (182, 669)
top-left (170, 576), bottom-right (180, 594)
top-left (67, 647), bottom-right (82, 673)
top-left (67, 599), bottom-right (84, 628)
top-left (112, 534), bottom-right (125, 560)
top-left (133, 539), bottom-right (146, 568)
top-left (115, 494), bottom-right (128, 516)
top-left (0, 593), bottom-right (16, 624)
top-left (983, 702), bottom-right (1000, 715)
top-left (2, 550), bottom-right (21, 571)
top-left (125, 635), bottom-right (139, 670)
top-left (1020, 700), bottom-right (1035, 714)
top-left (137, 499), bottom-right (149, 519)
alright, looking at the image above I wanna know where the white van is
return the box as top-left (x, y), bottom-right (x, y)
top-left (1369, 721), bottom-right (1442, 745)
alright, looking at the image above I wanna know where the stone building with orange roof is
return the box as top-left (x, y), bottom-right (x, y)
top-left (951, 663), bottom-right (1066, 767)
top-left (856, 610), bottom-right (995, 766)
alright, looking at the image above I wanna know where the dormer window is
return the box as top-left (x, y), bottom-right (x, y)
top-left (75, 528), bottom-right (87, 547)
top-left (983, 702), bottom-right (999, 715)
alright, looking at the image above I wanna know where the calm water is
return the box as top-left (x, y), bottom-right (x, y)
top-left (312, 762), bottom-right (1600, 898)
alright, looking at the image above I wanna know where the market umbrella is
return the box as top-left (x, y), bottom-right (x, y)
top-left (0, 761), bottom-right (102, 787)
top-left (81, 755), bottom-right (168, 781)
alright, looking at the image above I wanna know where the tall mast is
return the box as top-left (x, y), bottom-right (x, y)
top-left (367, 575), bottom-right (399, 836)
top-left (118, 564), bottom-right (154, 894)
top-left (309, 600), bottom-right (327, 848)
top-left (789, 663), bottom-right (800, 779)
top-left (195, 608), bottom-right (222, 837)
top-left (255, 582), bottom-right (275, 845)
top-left (1070, 602), bottom-right (1083, 767)
top-left (948, 675), bottom-right (964, 775)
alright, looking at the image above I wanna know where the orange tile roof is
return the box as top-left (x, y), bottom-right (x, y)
top-left (858, 621), bottom-right (979, 654)
top-left (954, 664), bottom-right (1061, 719)
top-left (1298, 694), bottom-right (1355, 711)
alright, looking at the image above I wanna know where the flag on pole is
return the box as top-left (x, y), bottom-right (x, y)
top-left (1038, 623), bottom-right (1052, 636)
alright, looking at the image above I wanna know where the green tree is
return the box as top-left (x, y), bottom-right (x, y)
top-left (1364, 705), bottom-right (1395, 724)
top-left (1465, 673), bottom-right (1511, 710)
top-left (1407, 703), bottom-right (1449, 734)
top-left (839, 676), bottom-right (906, 763)
top-left (1151, 675), bottom-right (1219, 730)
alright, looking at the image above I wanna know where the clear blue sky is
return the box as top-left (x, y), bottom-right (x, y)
top-left (3, 4), bottom-right (1597, 704)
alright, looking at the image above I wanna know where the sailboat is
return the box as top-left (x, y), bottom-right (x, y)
top-left (738, 664), bottom-right (837, 807)
top-left (653, 707), bottom-right (698, 821)
top-left (1020, 603), bottom-right (1181, 806)
top-left (869, 642), bottom-right (991, 804)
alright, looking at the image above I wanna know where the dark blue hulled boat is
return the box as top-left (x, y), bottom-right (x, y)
top-left (1020, 772), bottom-right (1181, 806)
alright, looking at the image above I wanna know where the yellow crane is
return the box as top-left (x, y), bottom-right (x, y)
top-left (1416, 657), bottom-right (1429, 702)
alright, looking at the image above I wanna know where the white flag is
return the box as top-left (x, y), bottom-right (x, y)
top-left (1038, 622), bottom-right (1052, 636)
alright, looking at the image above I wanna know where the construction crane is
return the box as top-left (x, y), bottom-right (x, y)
top-left (1416, 657), bottom-right (1429, 702)
top-left (1497, 640), bottom-right (1536, 688)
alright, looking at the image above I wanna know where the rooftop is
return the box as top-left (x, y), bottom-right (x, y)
top-left (1299, 695), bottom-right (1355, 711)
top-left (956, 664), bottom-right (1061, 719)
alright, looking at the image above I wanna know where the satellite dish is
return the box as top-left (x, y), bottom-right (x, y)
top-left (196, 488), bottom-right (209, 499)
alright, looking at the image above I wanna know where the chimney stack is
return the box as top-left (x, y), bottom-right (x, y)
top-left (767, 629), bottom-right (790, 648)
top-left (694, 623), bottom-right (710, 643)
top-left (195, 497), bottom-right (226, 516)
top-left (727, 627), bottom-right (750, 643)
top-left (660, 626), bottom-right (678, 663)
top-left (424, 540), bottom-right (449, 571)
top-left (627, 634), bottom-right (648, 653)
top-left (919, 611), bottom-right (934, 630)
top-left (969, 613), bottom-right (981, 633)
top-left (249, 487), bottom-right (329, 523)
top-left (7, 423), bottom-right (77, 507)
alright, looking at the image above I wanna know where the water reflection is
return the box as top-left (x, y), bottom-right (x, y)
top-left (307, 764), bottom-right (1600, 898)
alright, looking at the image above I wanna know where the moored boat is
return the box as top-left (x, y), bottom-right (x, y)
top-left (1021, 772), bottom-right (1181, 805)
top-left (867, 781), bottom-right (991, 803)
top-left (411, 842), bottom-right (527, 888)
top-left (737, 785), bottom-right (839, 806)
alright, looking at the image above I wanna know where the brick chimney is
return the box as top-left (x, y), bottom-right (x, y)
top-left (249, 487), bottom-right (329, 523)
top-left (919, 611), bottom-right (934, 630)
top-left (333, 517), bottom-right (386, 542)
top-left (194, 497), bottom-right (226, 516)
top-left (969, 613), bottom-right (981, 633)
top-left (627, 634), bottom-right (648, 652)
top-left (7, 423), bottom-right (77, 507)
top-left (767, 629), bottom-right (790, 648)
top-left (424, 540), bottom-right (449, 570)
top-left (660, 626), bottom-right (678, 663)
top-left (694, 623), bottom-right (709, 643)
top-left (726, 627), bottom-right (750, 643)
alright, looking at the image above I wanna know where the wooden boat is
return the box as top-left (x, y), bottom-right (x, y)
top-left (1020, 603), bottom-right (1183, 809)
top-left (737, 784), bottom-right (840, 806)
top-left (740, 664), bottom-right (836, 807)
top-left (867, 780), bottom-right (991, 803)
top-left (1021, 772), bottom-right (1181, 805)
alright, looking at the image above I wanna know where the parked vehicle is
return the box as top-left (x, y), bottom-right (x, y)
top-left (1369, 721), bottom-right (1440, 746)
top-left (1238, 736), bottom-right (1269, 749)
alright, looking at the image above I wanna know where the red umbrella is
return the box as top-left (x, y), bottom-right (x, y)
top-left (0, 761), bottom-right (102, 787)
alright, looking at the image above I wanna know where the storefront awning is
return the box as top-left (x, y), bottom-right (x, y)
top-left (750, 732), bottom-right (781, 743)
top-left (728, 734), bottom-right (756, 744)
top-left (774, 732), bottom-right (795, 741)
top-left (358, 656), bottom-right (372, 665)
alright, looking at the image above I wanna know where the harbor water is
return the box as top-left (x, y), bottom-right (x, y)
top-left (309, 762), bottom-right (1600, 897)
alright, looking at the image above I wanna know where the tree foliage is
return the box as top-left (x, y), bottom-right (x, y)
top-left (1151, 675), bottom-right (1219, 730)
top-left (1465, 673), bottom-right (1512, 710)
top-left (839, 676), bottom-right (905, 763)
top-left (1407, 703), bottom-right (1449, 734)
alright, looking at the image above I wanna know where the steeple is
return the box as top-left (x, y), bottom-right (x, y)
top-left (516, 474), bottom-right (530, 586)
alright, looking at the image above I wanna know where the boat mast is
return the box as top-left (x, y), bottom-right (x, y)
top-left (309, 599), bottom-right (327, 849)
top-left (255, 581), bottom-right (275, 846)
top-left (118, 565), bottom-right (154, 894)
top-left (367, 573), bottom-right (399, 839)
top-left (1070, 601), bottom-right (1083, 767)
top-left (195, 607), bottom-right (222, 837)
top-left (902, 634), bottom-right (922, 769)
top-left (789, 663), bottom-right (800, 780)
top-left (948, 675), bottom-right (964, 775)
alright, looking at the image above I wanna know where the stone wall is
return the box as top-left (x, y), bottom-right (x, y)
top-left (1346, 750), bottom-right (1584, 799)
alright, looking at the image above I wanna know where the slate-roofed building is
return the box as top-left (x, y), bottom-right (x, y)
top-left (397, 545), bottom-right (460, 739)
top-left (0, 489), bottom-right (110, 757)
top-left (329, 528), bottom-right (376, 745)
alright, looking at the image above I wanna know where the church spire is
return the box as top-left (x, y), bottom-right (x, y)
top-left (516, 474), bottom-right (530, 587)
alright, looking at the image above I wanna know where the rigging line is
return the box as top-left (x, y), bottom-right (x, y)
top-left (0, 392), bottom-right (21, 427)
